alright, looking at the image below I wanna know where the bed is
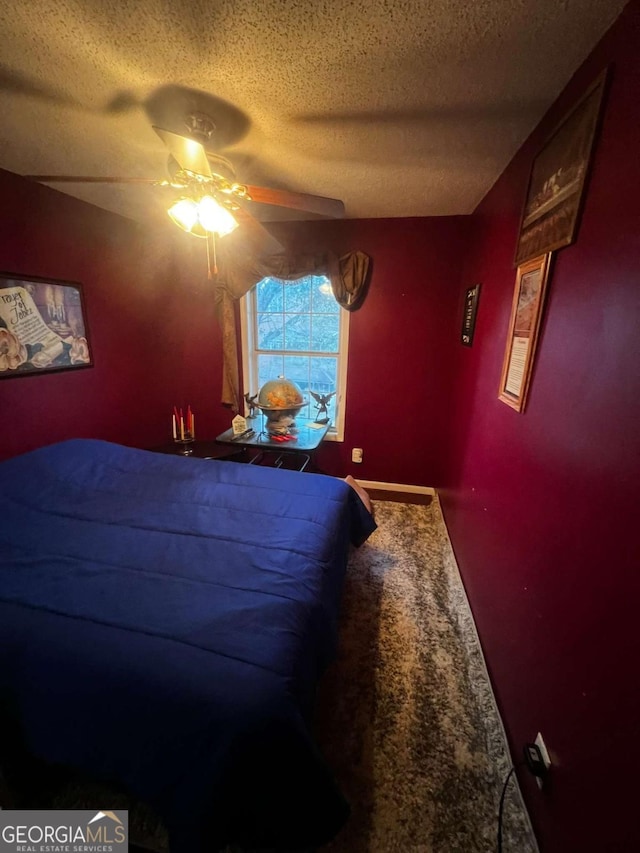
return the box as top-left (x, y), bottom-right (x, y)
top-left (0, 439), bottom-right (376, 851)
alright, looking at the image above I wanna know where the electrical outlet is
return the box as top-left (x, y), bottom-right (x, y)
top-left (534, 732), bottom-right (551, 788)
top-left (351, 448), bottom-right (363, 463)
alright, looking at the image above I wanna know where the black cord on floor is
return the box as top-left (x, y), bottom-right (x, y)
top-left (497, 762), bottom-right (527, 853)
top-left (497, 766), bottom-right (515, 852)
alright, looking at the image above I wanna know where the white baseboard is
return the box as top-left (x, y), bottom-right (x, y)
top-left (355, 479), bottom-right (436, 496)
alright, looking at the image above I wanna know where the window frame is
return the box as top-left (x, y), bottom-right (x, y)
top-left (239, 277), bottom-right (349, 442)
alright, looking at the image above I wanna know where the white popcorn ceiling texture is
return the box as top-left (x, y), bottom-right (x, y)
top-left (0, 0), bottom-right (626, 225)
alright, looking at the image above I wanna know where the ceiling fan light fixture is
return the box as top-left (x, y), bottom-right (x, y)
top-left (197, 195), bottom-right (238, 237)
top-left (168, 197), bottom-right (199, 232)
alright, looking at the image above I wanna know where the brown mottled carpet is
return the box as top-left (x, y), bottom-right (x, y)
top-left (313, 497), bottom-right (538, 853)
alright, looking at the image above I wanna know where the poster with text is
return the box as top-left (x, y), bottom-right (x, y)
top-left (0, 275), bottom-right (92, 378)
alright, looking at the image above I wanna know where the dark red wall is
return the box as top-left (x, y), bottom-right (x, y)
top-left (440, 3), bottom-right (640, 851)
top-left (270, 216), bottom-right (468, 484)
top-left (0, 170), bottom-right (230, 459)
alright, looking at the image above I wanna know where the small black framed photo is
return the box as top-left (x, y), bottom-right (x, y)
top-left (461, 284), bottom-right (481, 346)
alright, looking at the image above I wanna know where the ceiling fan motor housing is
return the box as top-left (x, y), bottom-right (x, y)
top-left (186, 112), bottom-right (216, 142)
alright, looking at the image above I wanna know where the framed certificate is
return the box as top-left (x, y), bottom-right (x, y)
top-left (498, 254), bottom-right (552, 412)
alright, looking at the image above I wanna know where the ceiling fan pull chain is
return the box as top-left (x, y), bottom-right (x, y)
top-left (207, 231), bottom-right (218, 279)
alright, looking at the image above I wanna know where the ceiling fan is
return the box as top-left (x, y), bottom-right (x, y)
top-left (25, 112), bottom-right (346, 278)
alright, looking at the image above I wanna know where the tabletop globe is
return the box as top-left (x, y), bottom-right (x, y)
top-left (257, 377), bottom-right (306, 434)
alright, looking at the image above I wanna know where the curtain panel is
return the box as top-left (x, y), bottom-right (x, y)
top-left (215, 248), bottom-right (370, 410)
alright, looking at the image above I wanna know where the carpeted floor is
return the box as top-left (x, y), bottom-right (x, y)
top-left (313, 497), bottom-right (538, 853)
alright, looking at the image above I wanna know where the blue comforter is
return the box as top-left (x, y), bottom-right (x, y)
top-left (0, 439), bottom-right (375, 851)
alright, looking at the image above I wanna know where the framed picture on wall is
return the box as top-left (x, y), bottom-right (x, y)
top-left (498, 254), bottom-right (552, 412)
top-left (0, 273), bottom-right (92, 379)
top-left (514, 68), bottom-right (609, 266)
top-left (461, 283), bottom-right (481, 346)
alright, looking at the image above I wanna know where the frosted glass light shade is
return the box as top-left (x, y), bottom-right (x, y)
top-left (168, 198), bottom-right (199, 232)
top-left (198, 195), bottom-right (238, 237)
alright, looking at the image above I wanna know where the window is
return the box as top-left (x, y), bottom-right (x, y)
top-left (240, 275), bottom-right (349, 441)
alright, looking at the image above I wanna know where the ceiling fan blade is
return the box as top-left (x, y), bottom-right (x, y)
top-left (24, 175), bottom-right (160, 184)
top-left (153, 126), bottom-right (212, 178)
top-left (229, 206), bottom-right (284, 255)
top-left (244, 185), bottom-right (345, 218)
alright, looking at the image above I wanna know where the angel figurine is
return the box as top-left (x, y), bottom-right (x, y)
top-left (310, 390), bottom-right (336, 424)
top-left (244, 392), bottom-right (259, 419)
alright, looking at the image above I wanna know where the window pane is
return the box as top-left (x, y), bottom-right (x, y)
top-left (257, 313), bottom-right (284, 350)
top-left (258, 354), bottom-right (284, 389)
top-left (284, 279), bottom-right (311, 313)
top-left (309, 356), bottom-right (337, 393)
top-left (256, 277), bottom-right (283, 312)
top-left (312, 277), bottom-right (339, 314)
top-left (282, 355), bottom-right (309, 387)
top-left (284, 313), bottom-right (311, 351)
top-left (310, 313), bottom-right (339, 352)
top-left (283, 355), bottom-right (311, 419)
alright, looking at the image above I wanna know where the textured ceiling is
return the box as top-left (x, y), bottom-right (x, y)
top-left (0, 0), bottom-right (626, 225)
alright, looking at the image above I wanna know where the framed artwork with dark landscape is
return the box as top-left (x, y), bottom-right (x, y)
top-left (514, 68), bottom-right (608, 266)
top-left (461, 284), bottom-right (481, 346)
top-left (0, 273), bottom-right (92, 378)
top-left (499, 254), bottom-right (552, 413)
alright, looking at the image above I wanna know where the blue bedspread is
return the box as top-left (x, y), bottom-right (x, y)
top-left (0, 439), bottom-right (375, 851)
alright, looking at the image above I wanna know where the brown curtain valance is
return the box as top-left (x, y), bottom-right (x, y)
top-left (214, 248), bottom-right (370, 410)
